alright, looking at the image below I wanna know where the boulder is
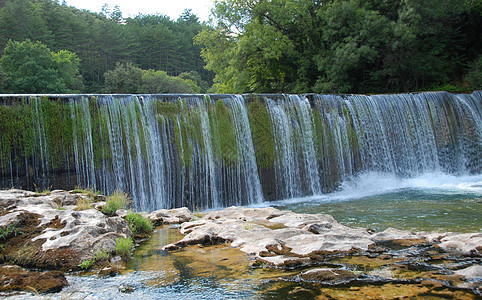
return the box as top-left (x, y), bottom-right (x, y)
top-left (0, 189), bottom-right (132, 270)
top-left (148, 207), bottom-right (193, 225)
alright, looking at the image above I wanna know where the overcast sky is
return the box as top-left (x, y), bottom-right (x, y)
top-left (66, 0), bottom-right (215, 21)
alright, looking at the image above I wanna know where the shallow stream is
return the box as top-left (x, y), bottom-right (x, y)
top-left (7, 172), bottom-right (482, 299)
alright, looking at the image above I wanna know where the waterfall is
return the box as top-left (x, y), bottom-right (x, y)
top-left (0, 91), bottom-right (480, 210)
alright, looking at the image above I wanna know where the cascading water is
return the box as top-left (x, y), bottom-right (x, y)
top-left (0, 91), bottom-right (480, 210)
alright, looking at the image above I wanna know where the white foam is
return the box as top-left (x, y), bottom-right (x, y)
top-left (253, 172), bottom-right (482, 208)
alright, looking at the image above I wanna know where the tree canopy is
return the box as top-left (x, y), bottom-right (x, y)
top-left (0, 39), bottom-right (83, 93)
top-left (0, 0), bottom-right (212, 93)
top-left (103, 62), bottom-right (200, 94)
top-left (195, 0), bottom-right (482, 93)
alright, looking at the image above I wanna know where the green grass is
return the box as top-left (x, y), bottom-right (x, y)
top-left (79, 259), bottom-right (95, 270)
top-left (115, 237), bottom-right (134, 258)
top-left (72, 186), bottom-right (101, 198)
top-left (0, 225), bottom-right (22, 240)
top-left (101, 190), bottom-right (130, 216)
top-left (125, 213), bottom-right (153, 235)
top-left (77, 249), bottom-right (111, 271)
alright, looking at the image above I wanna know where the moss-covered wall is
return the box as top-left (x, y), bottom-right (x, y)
top-left (0, 97), bottom-right (75, 175)
top-left (247, 99), bottom-right (274, 169)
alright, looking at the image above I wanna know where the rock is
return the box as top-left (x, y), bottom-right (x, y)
top-left (288, 286), bottom-right (316, 297)
top-left (436, 233), bottom-right (482, 253)
top-left (454, 265), bottom-right (482, 280)
top-left (0, 265), bottom-right (68, 293)
top-left (299, 268), bottom-right (357, 283)
top-left (0, 189), bottom-right (133, 270)
top-left (119, 284), bottom-right (135, 293)
top-left (148, 207), bottom-right (193, 225)
top-left (162, 206), bottom-right (482, 274)
top-left (98, 266), bottom-right (120, 278)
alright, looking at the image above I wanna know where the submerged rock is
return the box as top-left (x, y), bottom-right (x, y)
top-left (299, 268), bottom-right (357, 283)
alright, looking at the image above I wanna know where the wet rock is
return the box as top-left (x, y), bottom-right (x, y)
top-left (119, 284), bottom-right (135, 293)
top-left (0, 265), bottom-right (68, 293)
top-left (455, 265), bottom-right (482, 280)
top-left (299, 268), bottom-right (357, 283)
top-left (288, 286), bottom-right (317, 298)
top-left (98, 266), bottom-right (120, 277)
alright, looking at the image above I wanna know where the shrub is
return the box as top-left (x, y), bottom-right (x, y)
top-left (101, 190), bottom-right (130, 216)
top-left (125, 213), bottom-right (153, 235)
top-left (115, 237), bottom-right (134, 258)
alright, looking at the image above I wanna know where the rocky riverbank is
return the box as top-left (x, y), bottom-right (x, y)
top-left (0, 189), bottom-right (480, 298)
top-left (0, 189), bottom-right (191, 294)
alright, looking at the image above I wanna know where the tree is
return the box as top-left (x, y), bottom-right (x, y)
top-left (54, 49), bottom-right (84, 92)
top-left (197, 0), bottom-right (481, 93)
top-left (0, 39), bottom-right (83, 93)
top-left (103, 62), bottom-right (144, 93)
top-left (314, 0), bottom-right (393, 93)
top-left (139, 70), bottom-right (197, 94)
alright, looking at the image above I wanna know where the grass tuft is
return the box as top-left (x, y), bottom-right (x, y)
top-left (125, 213), bottom-right (153, 235)
top-left (115, 237), bottom-right (134, 258)
top-left (101, 190), bottom-right (130, 216)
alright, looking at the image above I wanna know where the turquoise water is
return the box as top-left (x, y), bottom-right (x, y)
top-left (260, 172), bottom-right (482, 233)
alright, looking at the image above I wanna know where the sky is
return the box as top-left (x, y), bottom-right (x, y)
top-left (65, 0), bottom-right (215, 21)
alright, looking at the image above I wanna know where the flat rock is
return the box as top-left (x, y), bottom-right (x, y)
top-left (436, 233), bottom-right (482, 253)
top-left (0, 189), bottom-right (132, 270)
top-left (163, 206), bottom-right (482, 270)
top-left (0, 265), bottom-right (68, 293)
top-left (148, 207), bottom-right (193, 225)
top-left (299, 268), bottom-right (357, 283)
top-left (454, 265), bottom-right (482, 280)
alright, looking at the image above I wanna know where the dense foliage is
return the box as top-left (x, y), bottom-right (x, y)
top-left (0, 0), bottom-right (480, 94)
top-left (196, 0), bottom-right (482, 93)
top-left (0, 39), bottom-right (83, 93)
top-left (0, 0), bottom-right (212, 93)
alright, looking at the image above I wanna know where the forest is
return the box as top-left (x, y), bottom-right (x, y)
top-left (0, 0), bottom-right (480, 94)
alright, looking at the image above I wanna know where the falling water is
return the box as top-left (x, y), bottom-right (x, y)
top-left (0, 91), bottom-right (480, 210)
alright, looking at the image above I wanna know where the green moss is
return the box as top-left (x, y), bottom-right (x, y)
top-left (211, 99), bottom-right (238, 164)
top-left (0, 98), bottom-right (41, 171)
top-left (169, 100), bottom-right (196, 168)
top-left (156, 101), bottom-right (180, 115)
top-left (312, 109), bottom-right (325, 161)
top-left (247, 99), bottom-right (274, 169)
top-left (89, 97), bottom-right (112, 169)
top-left (342, 106), bottom-right (359, 154)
